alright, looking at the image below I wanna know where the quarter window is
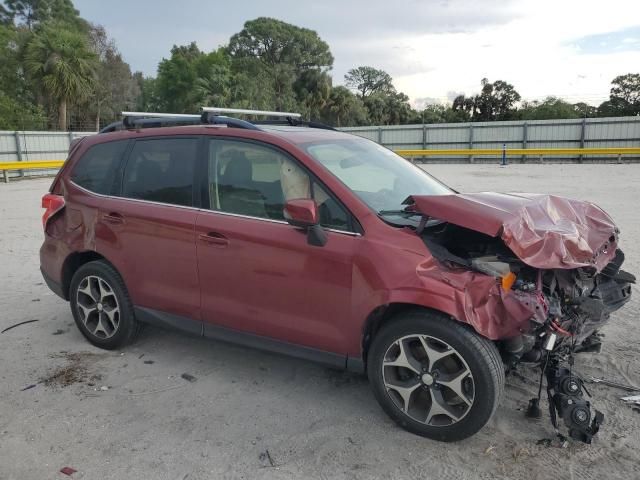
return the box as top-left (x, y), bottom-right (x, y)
top-left (121, 138), bottom-right (198, 207)
top-left (70, 140), bottom-right (128, 194)
top-left (208, 139), bottom-right (350, 231)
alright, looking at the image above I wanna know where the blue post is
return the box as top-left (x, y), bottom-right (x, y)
top-left (501, 143), bottom-right (507, 166)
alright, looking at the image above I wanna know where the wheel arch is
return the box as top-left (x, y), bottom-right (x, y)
top-left (61, 250), bottom-right (117, 300)
top-left (361, 303), bottom-right (458, 369)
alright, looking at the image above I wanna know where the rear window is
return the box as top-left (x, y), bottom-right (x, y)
top-left (121, 138), bottom-right (198, 207)
top-left (70, 140), bottom-right (128, 194)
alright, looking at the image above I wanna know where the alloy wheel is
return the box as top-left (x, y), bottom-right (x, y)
top-left (75, 275), bottom-right (121, 339)
top-left (382, 334), bottom-right (475, 426)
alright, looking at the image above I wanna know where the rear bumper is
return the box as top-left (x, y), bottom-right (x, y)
top-left (41, 266), bottom-right (66, 300)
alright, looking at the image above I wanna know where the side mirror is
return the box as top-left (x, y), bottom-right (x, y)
top-left (283, 199), bottom-right (327, 247)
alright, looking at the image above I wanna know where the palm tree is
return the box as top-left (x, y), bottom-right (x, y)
top-left (24, 23), bottom-right (96, 130)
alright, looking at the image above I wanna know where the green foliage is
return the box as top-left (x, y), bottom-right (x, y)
top-left (415, 104), bottom-right (469, 124)
top-left (474, 78), bottom-right (521, 121)
top-left (229, 17), bottom-right (333, 111)
top-left (344, 66), bottom-right (394, 99)
top-left (2, 1), bottom-right (640, 131)
top-left (519, 97), bottom-right (581, 120)
top-left (3, 0), bottom-right (85, 30)
top-left (293, 69), bottom-right (331, 119)
top-left (598, 73), bottom-right (640, 117)
top-left (24, 21), bottom-right (96, 128)
top-left (155, 42), bottom-right (231, 113)
top-left (321, 86), bottom-right (368, 127)
top-left (0, 91), bottom-right (45, 129)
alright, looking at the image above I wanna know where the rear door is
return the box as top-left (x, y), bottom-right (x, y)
top-left (94, 136), bottom-right (203, 328)
top-left (195, 137), bottom-right (358, 356)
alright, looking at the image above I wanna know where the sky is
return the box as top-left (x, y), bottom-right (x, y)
top-left (73, 0), bottom-right (640, 108)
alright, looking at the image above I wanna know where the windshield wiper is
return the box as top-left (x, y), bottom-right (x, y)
top-left (378, 209), bottom-right (422, 217)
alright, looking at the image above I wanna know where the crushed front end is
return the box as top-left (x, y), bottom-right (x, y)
top-left (406, 192), bottom-right (635, 443)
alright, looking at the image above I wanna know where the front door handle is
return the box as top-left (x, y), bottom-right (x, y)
top-left (199, 232), bottom-right (229, 247)
top-left (103, 212), bottom-right (124, 225)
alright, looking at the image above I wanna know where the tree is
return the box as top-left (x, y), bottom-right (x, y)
top-left (344, 66), bottom-right (394, 100)
top-left (415, 104), bottom-right (469, 124)
top-left (24, 22), bottom-right (96, 129)
top-left (79, 24), bottom-right (140, 129)
top-left (154, 42), bottom-right (231, 113)
top-left (452, 79), bottom-right (520, 121)
top-left (474, 78), bottom-right (521, 121)
top-left (321, 86), bottom-right (368, 127)
top-left (452, 95), bottom-right (474, 120)
top-left (0, 22), bottom-right (45, 128)
top-left (573, 102), bottom-right (598, 118)
top-left (3, 0), bottom-right (85, 30)
top-left (293, 69), bottom-right (331, 119)
top-left (363, 91), bottom-right (413, 125)
top-left (600, 73), bottom-right (640, 116)
top-left (134, 73), bottom-right (162, 112)
top-left (519, 97), bottom-right (580, 120)
top-left (228, 17), bottom-right (333, 110)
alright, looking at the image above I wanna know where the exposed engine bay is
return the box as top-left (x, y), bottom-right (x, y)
top-left (418, 216), bottom-right (635, 444)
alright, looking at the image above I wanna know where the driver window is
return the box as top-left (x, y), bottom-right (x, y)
top-left (208, 139), bottom-right (350, 231)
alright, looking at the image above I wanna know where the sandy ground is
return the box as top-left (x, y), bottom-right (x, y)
top-left (0, 164), bottom-right (639, 480)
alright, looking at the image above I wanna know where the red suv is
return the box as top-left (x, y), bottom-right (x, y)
top-left (40, 109), bottom-right (633, 443)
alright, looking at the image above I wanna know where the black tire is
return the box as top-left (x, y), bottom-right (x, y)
top-left (367, 309), bottom-right (504, 442)
top-left (69, 260), bottom-right (139, 350)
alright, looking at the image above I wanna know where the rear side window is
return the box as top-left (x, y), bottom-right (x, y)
top-left (121, 138), bottom-right (198, 207)
top-left (70, 140), bottom-right (128, 194)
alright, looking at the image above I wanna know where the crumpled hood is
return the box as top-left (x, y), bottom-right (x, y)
top-left (408, 192), bottom-right (618, 271)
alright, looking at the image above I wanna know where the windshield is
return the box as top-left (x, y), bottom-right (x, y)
top-left (303, 137), bottom-right (452, 216)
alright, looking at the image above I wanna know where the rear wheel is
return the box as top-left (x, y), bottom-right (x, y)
top-left (69, 260), bottom-right (139, 349)
top-left (367, 309), bottom-right (504, 442)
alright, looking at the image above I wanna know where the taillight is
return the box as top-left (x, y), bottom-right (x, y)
top-left (42, 193), bottom-right (65, 229)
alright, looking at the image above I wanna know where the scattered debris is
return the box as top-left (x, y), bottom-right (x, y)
top-left (181, 373), bottom-right (197, 383)
top-left (138, 354), bottom-right (145, 359)
top-left (59, 466), bottom-right (77, 476)
top-left (512, 446), bottom-right (530, 461)
top-left (536, 438), bottom-right (552, 447)
top-left (259, 449), bottom-right (276, 467)
top-left (41, 352), bottom-right (100, 388)
top-left (31, 298), bottom-right (40, 302)
top-left (1, 319), bottom-right (39, 334)
top-left (20, 383), bottom-right (38, 391)
top-left (621, 395), bottom-right (640, 406)
top-left (143, 360), bottom-right (154, 365)
top-left (100, 386), bottom-right (109, 391)
top-left (52, 329), bottom-right (68, 335)
top-left (84, 384), bottom-right (184, 397)
top-left (485, 445), bottom-right (496, 454)
top-left (587, 376), bottom-right (640, 392)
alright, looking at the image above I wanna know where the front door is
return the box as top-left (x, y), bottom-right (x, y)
top-left (195, 138), bottom-right (358, 355)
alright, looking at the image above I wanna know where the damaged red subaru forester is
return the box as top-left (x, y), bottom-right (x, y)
top-left (40, 109), bottom-right (634, 443)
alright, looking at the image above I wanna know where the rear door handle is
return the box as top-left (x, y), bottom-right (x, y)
top-left (103, 212), bottom-right (124, 225)
top-left (199, 232), bottom-right (229, 247)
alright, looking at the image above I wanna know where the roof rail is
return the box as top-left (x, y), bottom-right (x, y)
top-left (98, 108), bottom-right (331, 134)
top-left (203, 114), bottom-right (260, 130)
top-left (202, 107), bottom-right (302, 119)
top-left (122, 111), bottom-right (202, 119)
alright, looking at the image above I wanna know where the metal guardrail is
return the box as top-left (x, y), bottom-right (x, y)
top-left (395, 147), bottom-right (640, 157)
top-left (1, 160), bottom-right (65, 182)
top-left (2, 147), bottom-right (640, 182)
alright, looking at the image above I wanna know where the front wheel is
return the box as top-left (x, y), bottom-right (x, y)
top-left (367, 309), bottom-right (504, 442)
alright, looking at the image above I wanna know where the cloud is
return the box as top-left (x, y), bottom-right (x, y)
top-left (74, 0), bottom-right (640, 106)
